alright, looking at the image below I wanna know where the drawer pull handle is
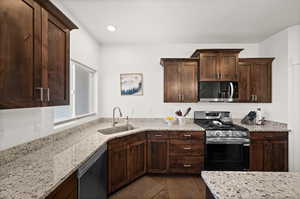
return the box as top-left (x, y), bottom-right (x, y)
top-left (184, 134), bottom-right (191, 137)
top-left (264, 136), bottom-right (273, 139)
top-left (183, 164), bottom-right (192, 168)
top-left (155, 135), bottom-right (163, 137)
top-left (183, 147), bottom-right (192, 150)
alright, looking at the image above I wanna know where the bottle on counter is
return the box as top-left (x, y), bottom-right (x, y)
top-left (256, 108), bottom-right (263, 125)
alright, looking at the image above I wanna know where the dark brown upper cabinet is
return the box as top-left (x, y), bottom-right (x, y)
top-left (238, 58), bottom-right (274, 103)
top-left (191, 49), bottom-right (243, 81)
top-left (161, 58), bottom-right (199, 103)
top-left (0, 0), bottom-right (77, 109)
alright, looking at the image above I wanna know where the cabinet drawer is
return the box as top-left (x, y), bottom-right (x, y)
top-left (169, 131), bottom-right (204, 140)
top-left (251, 132), bottom-right (288, 140)
top-left (147, 132), bottom-right (169, 140)
top-left (108, 137), bottom-right (127, 150)
top-left (170, 141), bottom-right (204, 156)
top-left (127, 133), bottom-right (146, 145)
top-left (169, 156), bottom-right (204, 174)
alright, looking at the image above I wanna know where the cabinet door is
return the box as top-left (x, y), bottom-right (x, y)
top-left (164, 62), bottom-right (180, 102)
top-left (46, 172), bottom-right (77, 199)
top-left (238, 62), bottom-right (252, 102)
top-left (219, 53), bottom-right (238, 81)
top-left (264, 140), bottom-right (288, 171)
top-left (199, 53), bottom-right (219, 81)
top-left (180, 62), bottom-right (198, 102)
top-left (0, 0), bottom-right (42, 109)
top-left (42, 9), bottom-right (70, 106)
top-left (108, 147), bottom-right (128, 193)
top-left (147, 139), bottom-right (169, 173)
top-left (128, 140), bottom-right (147, 181)
top-left (250, 140), bottom-right (264, 171)
top-left (251, 63), bottom-right (271, 103)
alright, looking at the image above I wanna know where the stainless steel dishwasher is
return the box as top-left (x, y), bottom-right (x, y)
top-left (78, 144), bottom-right (107, 199)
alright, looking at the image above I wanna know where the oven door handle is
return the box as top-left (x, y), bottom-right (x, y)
top-left (206, 138), bottom-right (250, 145)
top-left (229, 82), bottom-right (234, 99)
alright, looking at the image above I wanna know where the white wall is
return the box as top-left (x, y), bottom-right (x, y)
top-left (97, 43), bottom-right (285, 119)
top-left (258, 25), bottom-right (300, 171)
top-left (0, 0), bottom-right (101, 151)
top-left (287, 25), bottom-right (300, 171)
top-left (259, 29), bottom-right (289, 123)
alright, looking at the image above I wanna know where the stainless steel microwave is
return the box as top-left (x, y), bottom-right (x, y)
top-left (199, 81), bottom-right (238, 102)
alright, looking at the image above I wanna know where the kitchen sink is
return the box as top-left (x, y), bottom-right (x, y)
top-left (98, 124), bottom-right (136, 135)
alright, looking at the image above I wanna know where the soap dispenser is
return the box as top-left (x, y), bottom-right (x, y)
top-left (256, 108), bottom-right (263, 125)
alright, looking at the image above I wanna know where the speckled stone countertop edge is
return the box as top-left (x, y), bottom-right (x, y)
top-left (0, 118), bottom-right (289, 167)
top-left (0, 118), bottom-right (290, 199)
top-left (201, 171), bottom-right (300, 199)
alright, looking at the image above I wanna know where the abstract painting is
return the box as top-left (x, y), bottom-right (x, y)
top-left (120, 73), bottom-right (143, 96)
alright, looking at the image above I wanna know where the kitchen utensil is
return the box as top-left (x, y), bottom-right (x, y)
top-left (175, 110), bottom-right (182, 117)
top-left (183, 107), bottom-right (191, 117)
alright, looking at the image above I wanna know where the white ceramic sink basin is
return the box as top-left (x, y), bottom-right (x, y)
top-left (98, 124), bottom-right (135, 135)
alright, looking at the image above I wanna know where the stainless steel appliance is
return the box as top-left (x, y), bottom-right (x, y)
top-left (78, 144), bottom-right (107, 199)
top-left (199, 81), bottom-right (238, 102)
top-left (194, 111), bottom-right (250, 171)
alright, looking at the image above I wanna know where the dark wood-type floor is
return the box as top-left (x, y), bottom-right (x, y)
top-left (109, 175), bottom-right (206, 199)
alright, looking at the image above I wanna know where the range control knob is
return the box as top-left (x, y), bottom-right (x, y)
top-left (215, 131), bottom-right (221, 136)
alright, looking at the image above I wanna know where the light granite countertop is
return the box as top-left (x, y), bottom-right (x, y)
top-left (0, 118), bottom-right (289, 199)
top-left (234, 119), bottom-right (289, 132)
top-left (202, 171), bottom-right (300, 199)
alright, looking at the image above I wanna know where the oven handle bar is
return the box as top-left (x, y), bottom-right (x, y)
top-left (206, 138), bottom-right (250, 145)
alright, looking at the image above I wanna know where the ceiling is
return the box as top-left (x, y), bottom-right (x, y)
top-left (61, 0), bottom-right (300, 44)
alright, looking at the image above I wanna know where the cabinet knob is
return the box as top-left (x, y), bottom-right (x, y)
top-left (155, 135), bottom-right (163, 137)
top-left (183, 134), bottom-right (192, 137)
top-left (183, 164), bottom-right (192, 168)
top-left (183, 147), bottom-right (192, 150)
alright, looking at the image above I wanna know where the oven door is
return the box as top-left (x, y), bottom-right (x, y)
top-left (205, 143), bottom-right (249, 171)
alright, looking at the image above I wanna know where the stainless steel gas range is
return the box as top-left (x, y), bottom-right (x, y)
top-left (194, 111), bottom-right (250, 171)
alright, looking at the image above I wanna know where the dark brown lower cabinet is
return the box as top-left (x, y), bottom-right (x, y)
top-left (250, 132), bottom-right (288, 171)
top-left (108, 144), bottom-right (128, 193)
top-left (147, 131), bottom-right (205, 174)
top-left (169, 131), bottom-right (205, 174)
top-left (127, 139), bottom-right (147, 181)
top-left (46, 172), bottom-right (77, 199)
top-left (206, 186), bottom-right (215, 199)
top-left (147, 132), bottom-right (169, 173)
top-left (108, 133), bottom-right (147, 194)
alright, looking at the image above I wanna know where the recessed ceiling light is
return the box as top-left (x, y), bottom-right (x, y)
top-left (107, 25), bottom-right (116, 32)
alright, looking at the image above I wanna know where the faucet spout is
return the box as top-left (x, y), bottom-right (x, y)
top-left (112, 107), bottom-right (123, 127)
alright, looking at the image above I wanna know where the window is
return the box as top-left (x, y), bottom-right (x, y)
top-left (54, 60), bottom-right (96, 124)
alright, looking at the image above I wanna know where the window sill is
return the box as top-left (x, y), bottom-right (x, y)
top-left (54, 112), bottom-right (97, 128)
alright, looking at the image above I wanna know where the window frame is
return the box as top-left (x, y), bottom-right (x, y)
top-left (54, 59), bottom-right (97, 125)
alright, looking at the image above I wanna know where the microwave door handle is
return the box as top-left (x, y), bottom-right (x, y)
top-left (229, 82), bottom-right (234, 99)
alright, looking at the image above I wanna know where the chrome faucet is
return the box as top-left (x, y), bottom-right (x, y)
top-left (112, 107), bottom-right (123, 127)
